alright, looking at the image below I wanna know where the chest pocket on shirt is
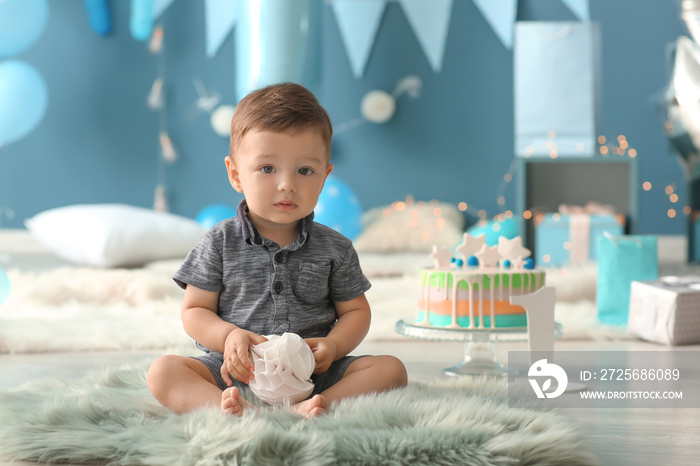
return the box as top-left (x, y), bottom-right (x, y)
top-left (294, 261), bottom-right (331, 305)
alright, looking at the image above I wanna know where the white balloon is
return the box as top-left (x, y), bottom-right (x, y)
top-left (674, 36), bottom-right (700, 152)
top-left (210, 104), bottom-right (236, 137)
top-left (682, 0), bottom-right (700, 47)
top-left (361, 90), bottom-right (396, 124)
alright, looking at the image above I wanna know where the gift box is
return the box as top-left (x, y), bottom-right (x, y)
top-left (534, 212), bottom-right (625, 266)
top-left (628, 277), bottom-right (700, 345)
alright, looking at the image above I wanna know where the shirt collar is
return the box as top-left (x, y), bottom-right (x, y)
top-left (237, 199), bottom-right (314, 247)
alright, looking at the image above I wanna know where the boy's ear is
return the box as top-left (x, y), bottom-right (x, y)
top-left (319, 163), bottom-right (334, 193)
top-left (225, 156), bottom-right (244, 193)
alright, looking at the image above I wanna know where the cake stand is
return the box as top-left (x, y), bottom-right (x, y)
top-left (395, 319), bottom-right (564, 377)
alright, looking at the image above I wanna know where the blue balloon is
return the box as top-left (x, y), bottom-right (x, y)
top-left (235, 0), bottom-right (321, 101)
top-left (0, 267), bottom-right (10, 306)
top-left (467, 217), bottom-right (519, 246)
top-left (314, 176), bottom-right (363, 240)
top-left (85, 0), bottom-right (112, 36)
top-left (0, 0), bottom-right (49, 58)
top-left (0, 61), bottom-right (48, 146)
top-left (196, 204), bottom-right (238, 230)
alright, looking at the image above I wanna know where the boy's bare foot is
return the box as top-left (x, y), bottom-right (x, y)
top-left (221, 387), bottom-right (256, 416)
top-left (294, 394), bottom-right (328, 419)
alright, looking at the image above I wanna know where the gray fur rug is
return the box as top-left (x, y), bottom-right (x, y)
top-left (0, 362), bottom-right (600, 465)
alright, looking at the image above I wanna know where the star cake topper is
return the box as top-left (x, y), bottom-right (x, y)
top-left (456, 233), bottom-right (486, 263)
top-left (497, 236), bottom-right (531, 263)
top-left (475, 244), bottom-right (501, 268)
top-left (429, 245), bottom-right (453, 268)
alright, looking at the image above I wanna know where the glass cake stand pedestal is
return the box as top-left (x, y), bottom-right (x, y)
top-left (395, 319), bottom-right (564, 377)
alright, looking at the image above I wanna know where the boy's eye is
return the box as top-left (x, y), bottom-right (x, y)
top-left (261, 166), bottom-right (275, 174)
top-left (299, 167), bottom-right (314, 176)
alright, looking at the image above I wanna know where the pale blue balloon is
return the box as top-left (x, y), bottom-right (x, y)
top-left (314, 176), bottom-right (363, 240)
top-left (0, 0), bottom-right (49, 58)
top-left (235, 0), bottom-right (322, 101)
top-left (196, 204), bottom-right (238, 230)
top-left (467, 217), bottom-right (519, 246)
top-left (0, 61), bottom-right (49, 147)
top-left (0, 268), bottom-right (10, 306)
top-left (130, 0), bottom-right (155, 42)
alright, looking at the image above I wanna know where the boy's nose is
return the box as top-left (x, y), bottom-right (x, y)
top-left (277, 175), bottom-right (296, 193)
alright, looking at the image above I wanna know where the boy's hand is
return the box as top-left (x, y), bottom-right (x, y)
top-left (304, 337), bottom-right (338, 374)
top-left (221, 329), bottom-right (267, 386)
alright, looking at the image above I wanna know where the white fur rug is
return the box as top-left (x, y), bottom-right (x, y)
top-left (0, 255), bottom-right (634, 354)
top-left (0, 362), bottom-right (600, 465)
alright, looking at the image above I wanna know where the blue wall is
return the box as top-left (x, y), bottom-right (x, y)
top-left (0, 0), bottom-right (688, 235)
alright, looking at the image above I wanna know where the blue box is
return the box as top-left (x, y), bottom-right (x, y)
top-left (534, 213), bottom-right (625, 266)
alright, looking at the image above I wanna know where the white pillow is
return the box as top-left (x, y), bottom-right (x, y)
top-left (25, 204), bottom-right (207, 267)
top-left (353, 201), bottom-right (465, 253)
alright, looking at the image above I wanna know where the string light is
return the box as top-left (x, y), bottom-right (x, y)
top-left (643, 181), bottom-right (652, 191)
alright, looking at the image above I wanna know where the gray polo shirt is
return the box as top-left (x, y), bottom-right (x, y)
top-left (173, 200), bottom-right (371, 352)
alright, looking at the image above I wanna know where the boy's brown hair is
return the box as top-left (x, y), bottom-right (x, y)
top-left (230, 82), bottom-right (333, 158)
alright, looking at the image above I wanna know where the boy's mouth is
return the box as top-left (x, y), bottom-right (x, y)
top-left (275, 201), bottom-right (297, 211)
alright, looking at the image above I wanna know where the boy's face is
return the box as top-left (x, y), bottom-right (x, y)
top-left (225, 128), bottom-right (333, 235)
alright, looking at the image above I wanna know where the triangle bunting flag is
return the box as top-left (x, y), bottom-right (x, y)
top-left (331, 0), bottom-right (387, 78)
top-left (561, 0), bottom-right (590, 21)
top-left (472, 0), bottom-right (518, 49)
top-left (153, 0), bottom-right (176, 20)
top-left (398, 0), bottom-right (454, 72)
top-left (205, 0), bottom-right (237, 57)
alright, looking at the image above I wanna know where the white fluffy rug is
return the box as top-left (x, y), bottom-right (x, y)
top-left (0, 255), bottom-right (633, 354)
top-left (0, 362), bottom-right (600, 465)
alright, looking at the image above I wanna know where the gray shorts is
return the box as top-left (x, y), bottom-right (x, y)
top-left (193, 352), bottom-right (364, 399)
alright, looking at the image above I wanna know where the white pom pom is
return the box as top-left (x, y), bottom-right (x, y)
top-left (249, 333), bottom-right (316, 405)
top-left (361, 90), bottom-right (396, 124)
top-left (210, 105), bottom-right (236, 137)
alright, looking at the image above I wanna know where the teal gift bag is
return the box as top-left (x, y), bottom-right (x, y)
top-left (597, 233), bottom-right (658, 326)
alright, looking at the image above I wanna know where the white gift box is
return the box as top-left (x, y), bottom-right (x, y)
top-left (628, 276), bottom-right (700, 345)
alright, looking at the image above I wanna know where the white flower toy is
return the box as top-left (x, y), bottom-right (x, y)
top-left (249, 333), bottom-right (316, 405)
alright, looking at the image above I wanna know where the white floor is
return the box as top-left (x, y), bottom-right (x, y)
top-left (1, 338), bottom-right (699, 466)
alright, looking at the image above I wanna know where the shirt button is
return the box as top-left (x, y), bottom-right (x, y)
top-left (275, 254), bottom-right (284, 263)
top-left (273, 281), bottom-right (283, 294)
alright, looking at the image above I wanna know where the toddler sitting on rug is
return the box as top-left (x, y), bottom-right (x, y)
top-left (147, 83), bottom-right (407, 418)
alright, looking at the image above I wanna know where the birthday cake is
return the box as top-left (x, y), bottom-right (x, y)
top-left (417, 233), bottom-right (545, 329)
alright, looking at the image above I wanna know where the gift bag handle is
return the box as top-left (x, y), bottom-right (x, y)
top-left (532, 25), bottom-right (573, 41)
top-left (603, 230), bottom-right (643, 247)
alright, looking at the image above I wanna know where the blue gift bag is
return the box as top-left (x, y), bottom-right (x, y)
top-left (514, 22), bottom-right (601, 157)
top-left (596, 234), bottom-right (658, 326)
